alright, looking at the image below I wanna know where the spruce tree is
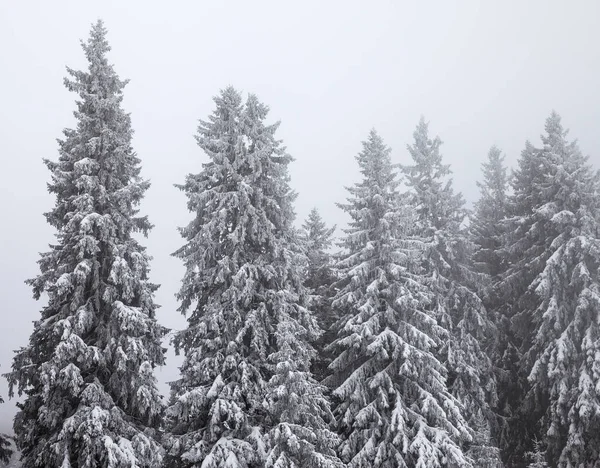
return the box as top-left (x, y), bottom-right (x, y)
top-left (264, 289), bottom-right (343, 468)
top-left (167, 88), bottom-right (341, 468)
top-left (470, 146), bottom-right (516, 458)
top-left (465, 410), bottom-right (504, 468)
top-left (0, 395), bottom-right (12, 464)
top-left (301, 208), bottom-right (337, 381)
top-left (497, 139), bottom-right (548, 466)
top-left (401, 118), bottom-right (502, 466)
top-left (302, 208), bottom-right (336, 301)
top-left (329, 129), bottom-right (473, 467)
top-left (471, 145), bottom-right (509, 279)
top-left (526, 439), bottom-right (548, 468)
top-left (5, 20), bottom-right (166, 468)
top-left (515, 112), bottom-right (600, 466)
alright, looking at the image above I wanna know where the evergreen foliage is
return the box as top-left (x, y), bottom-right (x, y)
top-left (525, 113), bottom-right (600, 466)
top-left (166, 88), bottom-right (342, 468)
top-left (0, 395), bottom-right (12, 465)
top-left (329, 129), bottom-right (473, 467)
top-left (301, 208), bottom-right (337, 381)
top-left (6, 21), bottom-right (600, 466)
top-left (402, 119), bottom-right (502, 467)
top-left (5, 20), bottom-right (167, 468)
top-left (471, 145), bottom-right (510, 279)
top-left (526, 439), bottom-right (549, 468)
top-left (302, 208), bottom-right (336, 296)
top-left (470, 146), bottom-right (517, 458)
top-left (500, 112), bottom-right (600, 466)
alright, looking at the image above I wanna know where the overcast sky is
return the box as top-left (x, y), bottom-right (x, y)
top-left (1, 0), bottom-right (599, 432)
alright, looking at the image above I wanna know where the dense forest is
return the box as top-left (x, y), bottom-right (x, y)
top-left (2, 20), bottom-right (600, 468)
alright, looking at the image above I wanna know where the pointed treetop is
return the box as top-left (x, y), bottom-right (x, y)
top-left (477, 145), bottom-right (508, 198)
top-left (219, 85), bottom-right (244, 106)
top-left (403, 116), bottom-right (465, 231)
top-left (355, 128), bottom-right (394, 178)
top-left (305, 207), bottom-right (329, 228)
top-left (408, 116), bottom-right (447, 172)
top-left (544, 110), bottom-right (563, 131)
top-left (64, 19), bottom-right (128, 104)
top-left (543, 111), bottom-right (569, 148)
top-left (487, 144), bottom-right (503, 162)
top-left (303, 207), bottom-right (336, 250)
top-left (245, 92), bottom-right (270, 120)
top-left (83, 19), bottom-right (111, 61)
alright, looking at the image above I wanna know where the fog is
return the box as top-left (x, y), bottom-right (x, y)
top-left (1, 0), bottom-right (599, 432)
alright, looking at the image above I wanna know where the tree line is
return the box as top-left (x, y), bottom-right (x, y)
top-left (2, 20), bottom-right (599, 468)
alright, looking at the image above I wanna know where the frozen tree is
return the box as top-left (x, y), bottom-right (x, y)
top-left (329, 129), bottom-right (473, 467)
top-left (470, 146), bottom-right (516, 457)
top-left (518, 112), bottom-right (600, 466)
top-left (526, 439), bottom-right (548, 468)
top-left (471, 146), bottom-right (509, 279)
top-left (500, 139), bottom-right (546, 347)
top-left (5, 20), bottom-right (167, 468)
top-left (491, 140), bottom-right (548, 466)
top-left (167, 88), bottom-right (341, 468)
top-left (401, 118), bottom-right (466, 234)
top-left (0, 394), bottom-right (12, 464)
top-left (302, 208), bottom-right (336, 295)
top-left (301, 208), bottom-right (337, 381)
top-left (466, 411), bottom-right (503, 468)
top-left (264, 289), bottom-right (343, 468)
top-left (401, 118), bottom-right (502, 466)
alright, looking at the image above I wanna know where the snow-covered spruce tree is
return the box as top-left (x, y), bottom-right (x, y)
top-left (5, 20), bottom-right (167, 468)
top-left (517, 112), bottom-right (600, 466)
top-left (471, 145), bottom-right (509, 280)
top-left (302, 208), bottom-right (336, 304)
top-left (0, 394), bottom-right (12, 464)
top-left (301, 208), bottom-right (337, 381)
top-left (328, 129), bottom-right (473, 467)
top-left (264, 294), bottom-right (344, 468)
top-left (526, 439), bottom-right (548, 468)
top-left (496, 139), bottom-right (549, 467)
top-left (167, 88), bottom-right (342, 468)
top-left (401, 118), bottom-right (502, 466)
top-left (470, 146), bottom-right (516, 458)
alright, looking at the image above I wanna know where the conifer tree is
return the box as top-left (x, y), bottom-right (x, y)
top-left (5, 20), bottom-right (166, 468)
top-left (0, 395), bottom-right (12, 465)
top-left (167, 88), bottom-right (341, 468)
top-left (507, 112), bottom-right (600, 466)
top-left (264, 289), bottom-right (343, 468)
top-left (329, 129), bottom-right (473, 467)
top-left (496, 140), bottom-right (548, 466)
top-left (471, 146), bottom-right (509, 280)
top-left (470, 146), bottom-right (516, 457)
top-left (401, 118), bottom-right (502, 466)
top-left (467, 411), bottom-right (503, 468)
top-left (302, 208), bottom-right (336, 300)
top-left (526, 439), bottom-right (548, 468)
top-left (301, 208), bottom-right (337, 381)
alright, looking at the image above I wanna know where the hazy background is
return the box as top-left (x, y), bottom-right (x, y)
top-left (1, 0), bottom-right (599, 432)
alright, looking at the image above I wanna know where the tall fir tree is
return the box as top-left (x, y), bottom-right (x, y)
top-left (301, 208), bottom-right (337, 381)
top-left (5, 20), bottom-right (166, 468)
top-left (401, 118), bottom-right (502, 467)
top-left (471, 145), bottom-right (509, 280)
top-left (166, 88), bottom-right (341, 468)
top-left (329, 129), bottom-right (473, 467)
top-left (470, 146), bottom-right (516, 459)
top-left (503, 112), bottom-right (600, 466)
top-left (302, 208), bottom-right (336, 301)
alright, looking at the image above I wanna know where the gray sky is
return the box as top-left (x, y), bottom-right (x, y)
top-left (1, 0), bottom-right (599, 432)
